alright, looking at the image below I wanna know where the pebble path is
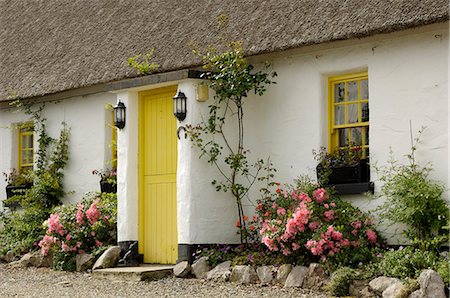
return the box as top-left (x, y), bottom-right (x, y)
top-left (0, 264), bottom-right (329, 298)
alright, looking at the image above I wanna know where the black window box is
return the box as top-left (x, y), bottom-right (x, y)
top-left (326, 182), bottom-right (374, 195)
top-left (100, 180), bottom-right (117, 193)
top-left (4, 184), bottom-right (32, 209)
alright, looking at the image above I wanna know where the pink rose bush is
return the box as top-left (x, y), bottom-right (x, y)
top-left (39, 192), bottom-right (117, 263)
top-left (253, 179), bottom-right (383, 265)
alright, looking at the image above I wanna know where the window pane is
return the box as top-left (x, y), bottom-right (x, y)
top-left (361, 102), bottom-right (369, 122)
top-left (348, 81), bottom-right (358, 101)
top-left (335, 105), bottom-right (345, 125)
top-left (348, 104), bottom-right (358, 124)
top-left (361, 79), bottom-right (369, 99)
top-left (334, 83), bottom-right (345, 103)
top-left (364, 126), bottom-right (369, 146)
top-left (351, 127), bottom-right (362, 146)
top-left (338, 128), bottom-right (349, 147)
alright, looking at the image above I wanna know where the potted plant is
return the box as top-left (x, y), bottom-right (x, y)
top-left (314, 146), bottom-right (370, 185)
top-left (2, 168), bottom-right (33, 208)
top-left (92, 168), bottom-right (117, 193)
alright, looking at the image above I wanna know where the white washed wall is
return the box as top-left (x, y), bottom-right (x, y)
top-left (0, 93), bottom-right (117, 209)
top-left (180, 23), bottom-right (449, 244)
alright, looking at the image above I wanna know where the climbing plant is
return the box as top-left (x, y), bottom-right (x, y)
top-left (0, 98), bottom-right (70, 255)
top-left (186, 43), bottom-right (277, 244)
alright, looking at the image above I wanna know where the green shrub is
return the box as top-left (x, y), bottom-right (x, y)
top-left (377, 246), bottom-right (439, 280)
top-left (0, 206), bottom-right (49, 255)
top-left (328, 267), bottom-right (357, 297)
top-left (375, 128), bottom-right (448, 242)
top-left (435, 257), bottom-right (450, 287)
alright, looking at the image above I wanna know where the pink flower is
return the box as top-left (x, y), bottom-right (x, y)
top-left (366, 229), bottom-right (377, 244)
top-left (323, 210), bottom-right (335, 221)
top-left (292, 243), bottom-right (301, 251)
top-left (66, 234), bottom-right (72, 241)
top-left (243, 215), bottom-right (248, 221)
top-left (299, 193), bottom-right (312, 203)
top-left (340, 238), bottom-right (350, 247)
top-left (282, 248), bottom-right (291, 256)
top-left (256, 203), bottom-right (263, 210)
top-left (235, 220), bottom-right (241, 228)
top-left (249, 225), bottom-right (255, 231)
top-left (47, 213), bottom-right (65, 236)
top-left (272, 202), bottom-right (277, 209)
top-left (38, 235), bottom-right (57, 256)
top-left (61, 242), bottom-right (70, 252)
top-left (330, 202), bottom-right (336, 207)
top-left (95, 240), bottom-right (103, 247)
top-left (277, 208), bottom-right (286, 216)
top-left (308, 221), bottom-right (321, 231)
top-left (351, 220), bottom-right (362, 229)
top-left (76, 203), bottom-right (85, 224)
top-left (313, 188), bottom-right (329, 203)
top-left (86, 199), bottom-right (101, 224)
top-left (324, 204), bottom-right (329, 209)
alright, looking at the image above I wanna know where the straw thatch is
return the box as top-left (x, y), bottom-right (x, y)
top-left (0, 0), bottom-right (448, 100)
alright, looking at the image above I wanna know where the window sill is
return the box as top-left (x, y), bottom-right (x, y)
top-left (327, 182), bottom-right (374, 195)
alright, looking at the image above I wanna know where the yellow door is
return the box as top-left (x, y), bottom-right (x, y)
top-left (139, 86), bottom-right (178, 264)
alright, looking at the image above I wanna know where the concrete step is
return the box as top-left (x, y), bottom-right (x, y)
top-left (93, 264), bottom-right (174, 282)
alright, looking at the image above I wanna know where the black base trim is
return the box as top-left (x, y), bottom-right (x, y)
top-left (328, 182), bottom-right (374, 195)
top-left (118, 241), bottom-right (143, 266)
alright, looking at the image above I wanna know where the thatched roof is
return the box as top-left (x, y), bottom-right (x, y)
top-left (0, 0), bottom-right (448, 101)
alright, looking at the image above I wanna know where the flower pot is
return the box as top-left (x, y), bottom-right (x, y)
top-left (317, 159), bottom-right (370, 184)
top-left (100, 180), bottom-right (117, 193)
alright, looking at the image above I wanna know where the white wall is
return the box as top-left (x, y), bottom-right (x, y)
top-left (0, 93), bottom-right (117, 209)
top-left (181, 23), bottom-right (449, 244)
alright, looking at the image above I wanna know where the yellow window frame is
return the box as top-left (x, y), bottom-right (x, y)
top-left (111, 110), bottom-right (118, 169)
top-left (328, 72), bottom-right (369, 157)
top-left (18, 122), bottom-right (34, 173)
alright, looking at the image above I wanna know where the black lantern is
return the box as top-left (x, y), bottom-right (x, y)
top-left (173, 90), bottom-right (187, 121)
top-left (114, 101), bottom-right (126, 129)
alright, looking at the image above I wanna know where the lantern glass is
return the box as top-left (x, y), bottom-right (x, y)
top-left (114, 101), bottom-right (126, 129)
top-left (173, 91), bottom-right (187, 121)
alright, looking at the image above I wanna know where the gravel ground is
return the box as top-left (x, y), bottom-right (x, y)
top-left (0, 264), bottom-right (329, 298)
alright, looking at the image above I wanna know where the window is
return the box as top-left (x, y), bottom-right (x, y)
top-left (329, 72), bottom-right (369, 157)
top-left (18, 123), bottom-right (34, 173)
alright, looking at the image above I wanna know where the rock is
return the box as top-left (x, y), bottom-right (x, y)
top-left (303, 263), bottom-right (328, 290)
top-left (257, 266), bottom-right (275, 285)
top-left (206, 261), bottom-right (231, 281)
top-left (17, 253), bottom-right (33, 267)
top-left (284, 265), bottom-right (308, 288)
top-left (92, 246), bottom-right (121, 270)
top-left (229, 265), bottom-right (258, 284)
top-left (274, 264), bottom-right (293, 285)
top-left (192, 257), bottom-right (210, 279)
top-left (382, 281), bottom-right (406, 298)
top-left (416, 269), bottom-right (446, 298)
top-left (29, 251), bottom-right (52, 268)
top-left (173, 261), bottom-right (191, 278)
top-left (349, 280), bottom-right (375, 297)
top-left (76, 253), bottom-right (95, 272)
top-left (369, 276), bottom-right (402, 294)
top-left (3, 251), bottom-right (16, 263)
top-left (409, 290), bottom-right (422, 298)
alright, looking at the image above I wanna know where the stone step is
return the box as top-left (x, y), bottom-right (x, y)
top-left (93, 264), bottom-right (174, 282)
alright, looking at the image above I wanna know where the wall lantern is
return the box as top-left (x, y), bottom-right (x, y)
top-left (114, 101), bottom-right (126, 129)
top-left (173, 90), bottom-right (187, 121)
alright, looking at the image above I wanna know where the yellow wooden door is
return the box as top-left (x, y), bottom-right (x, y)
top-left (139, 86), bottom-right (178, 264)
